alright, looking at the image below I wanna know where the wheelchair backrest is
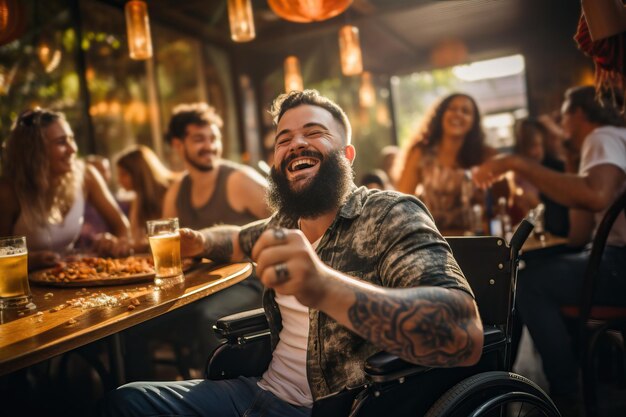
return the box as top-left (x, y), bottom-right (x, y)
top-left (445, 236), bottom-right (513, 327)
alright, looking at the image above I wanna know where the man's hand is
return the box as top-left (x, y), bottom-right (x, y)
top-left (472, 155), bottom-right (516, 189)
top-left (179, 228), bottom-right (205, 258)
top-left (251, 228), bottom-right (330, 308)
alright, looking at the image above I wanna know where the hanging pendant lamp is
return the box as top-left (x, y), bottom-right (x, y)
top-left (125, 0), bottom-right (152, 60)
top-left (228, 0), bottom-right (255, 42)
top-left (268, 0), bottom-right (353, 23)
top-left (339, 25), bottom-right (363, 76)
top-left (284, 56), bottom-right (303, 93)
top-left (359, 71), bottom-right (375, 108)
top-left (0, 0), bottom-right (25, 46)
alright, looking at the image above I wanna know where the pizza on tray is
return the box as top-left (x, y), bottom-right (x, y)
top-left (32, 256), bottom-right (155, 284)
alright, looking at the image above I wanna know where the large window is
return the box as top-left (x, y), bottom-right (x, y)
top-left (1, 0), bottom-right (238, 185)
top-left (80, 0), bottom-right (151, 159)
top-left (0, 2), bottom-right (85, 150)
top-left (391, 54), bottom-right (528, 151)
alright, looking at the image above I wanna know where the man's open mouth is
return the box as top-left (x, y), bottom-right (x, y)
top-left (288, 158), bottom-right (320, 172)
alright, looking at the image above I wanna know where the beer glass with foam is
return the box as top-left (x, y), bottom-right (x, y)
top-left (147, 218), bottom-right (182, 281)
top-left (0, 236), bottom-right (32, 309)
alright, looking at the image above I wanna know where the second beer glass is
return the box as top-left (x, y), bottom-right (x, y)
top-left (0, 236), bottom-right (32, 310)
top-left (147, 218), bottom-right (182, 281)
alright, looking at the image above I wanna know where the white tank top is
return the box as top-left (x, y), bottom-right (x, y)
top-left (257, 237), bottom-right (321, 407)
top-left (13, 185), bottom-right (86, 253)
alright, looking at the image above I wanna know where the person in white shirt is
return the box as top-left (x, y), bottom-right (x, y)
top-left (473, 85), bottom-right (626, 416)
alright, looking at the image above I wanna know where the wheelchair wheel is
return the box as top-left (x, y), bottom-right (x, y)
top-left (424, 371), bottom-right (561, 417)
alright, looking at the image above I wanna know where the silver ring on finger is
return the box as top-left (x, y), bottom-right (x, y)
top-left (274, 262), bottom-right (289, 284)
top-left (273, 228), bottom-right (287, 241)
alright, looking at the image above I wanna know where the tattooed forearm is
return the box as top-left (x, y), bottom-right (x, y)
top-left (201, 226), bottom-right (240, 262)
top-left (347, 287), bottom-right (481, 367)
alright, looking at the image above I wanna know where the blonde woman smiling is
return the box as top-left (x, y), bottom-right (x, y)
top-left (0, 108), bottom-right (131, 269)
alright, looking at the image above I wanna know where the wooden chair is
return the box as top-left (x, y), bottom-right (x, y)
top-left (206, 220), bottom-right (561, 416)
top-left (560, 185), bottom-right (626, 417)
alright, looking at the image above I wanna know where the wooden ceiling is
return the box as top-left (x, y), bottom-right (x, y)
top-left (100, 0), bottom-right (580, 76)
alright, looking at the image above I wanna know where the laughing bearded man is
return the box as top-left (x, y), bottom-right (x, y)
top-left (101, 90), bottom-right (484, 417)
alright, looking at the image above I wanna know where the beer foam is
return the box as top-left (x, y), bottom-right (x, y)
top-left (0, 247), bottom-right (27, 257)
top-left (150, 232), bottom-right (179, 240)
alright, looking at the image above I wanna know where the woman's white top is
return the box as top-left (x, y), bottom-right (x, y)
top-left (13, 186), bottom-right (85, 253)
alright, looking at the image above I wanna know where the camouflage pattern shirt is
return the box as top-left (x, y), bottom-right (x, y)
top-left (238, 186), bottom-right (472, 400)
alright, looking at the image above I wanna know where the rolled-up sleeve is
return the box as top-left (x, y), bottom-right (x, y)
top-left (376, 197), bottom-right (473, 296)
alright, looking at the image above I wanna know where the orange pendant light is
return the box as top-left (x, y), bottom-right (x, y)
top-left (125, 0), bottom-right (152, 60)
top-left (228, 0), bottom-right (256, 42)
top-left (268, 0), bottom-right (353, 23)
top-left (284, 56), bottom-right (303, 93)
top-left (339, 25), bottom-right (363, 76)
top-left (359, 71), bottom-right (375, 108)
top-left (0, 0), bottom-right (25, 46)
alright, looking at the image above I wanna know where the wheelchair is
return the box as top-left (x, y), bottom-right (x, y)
top-left (205, 220), bottom-right (561, 417)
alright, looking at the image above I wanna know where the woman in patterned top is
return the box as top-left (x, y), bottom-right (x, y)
top-left (394, 93), bottom-right (496, 233)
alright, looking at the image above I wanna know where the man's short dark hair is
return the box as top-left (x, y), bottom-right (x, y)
top-left (270, 90), bottom-right (352, 144)
top-left (165, 103), bottom-right (223, 143)
top-left (564, 86), bottom-right (625, 127)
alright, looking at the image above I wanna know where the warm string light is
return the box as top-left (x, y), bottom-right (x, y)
top-left (227, 0), bottom-right (255, 42)
top-left (359, 71), bottom-right (375, 108)
top-left (37, 39), bottom-right (62, 73)
top-left (339, 25), bottom-right (363, 76)
top-left (125, 0), bottom-right (152, 60)
top-left (284, 56), bottom-right (303, 93)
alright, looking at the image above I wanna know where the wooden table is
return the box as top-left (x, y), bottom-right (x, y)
top-left (521, 232), bottom-right (569, 256)
top-left (0, 261), bottom-right (252, 377)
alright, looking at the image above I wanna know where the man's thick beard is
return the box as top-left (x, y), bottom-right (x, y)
top-left (184, 148), bottom-right (214, 172)
top-left (267, 149), bottom-right (354, 218)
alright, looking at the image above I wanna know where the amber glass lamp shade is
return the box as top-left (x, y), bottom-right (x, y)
top-left (228, 0), bottom-right (255, 42)
top-left (0, 0), bottom-right (25, 46)
top-left (339, 25), bottom-right (363, 76)
top-left (125, 0), bottom-right (152, 60)
top-left (359, 71), bottom-right (376, 108)
top-left (284, 56), bottom-right (303, 93)
top-left (268, 0), bottom-right (353, 23)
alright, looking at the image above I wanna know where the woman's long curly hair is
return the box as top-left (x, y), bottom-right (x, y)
top-left (3, 108), bottom-right (82, 225)
top-left (405, 93), bottom-right (486, 169)
top-left (115, 145), bottom-right (174, 225)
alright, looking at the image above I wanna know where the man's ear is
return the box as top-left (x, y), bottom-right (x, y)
top-left (171, 138), bottom-right (184, 154)
top-left (344, 144), bottom-right (356, 165)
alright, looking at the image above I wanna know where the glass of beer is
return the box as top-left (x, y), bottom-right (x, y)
top-left (0, 236), bottom-right (32, 310)
top-left (147, 218), bottom-right (182, 282)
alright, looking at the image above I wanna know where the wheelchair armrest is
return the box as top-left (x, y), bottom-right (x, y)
top-left (364, 352), bottom-right (429, 382)
top-left (364, 325), bottom-right (506, 383)
top-left (213, 308), bottom-right (268, 340)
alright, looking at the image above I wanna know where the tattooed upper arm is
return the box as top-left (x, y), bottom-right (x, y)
top-left (347, 287), bottom-right (481, 367)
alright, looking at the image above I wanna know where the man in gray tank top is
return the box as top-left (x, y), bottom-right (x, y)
top-left (162, 103), bottom-right (270, 227)
top-left (125, 103), bottom-right (270, 380)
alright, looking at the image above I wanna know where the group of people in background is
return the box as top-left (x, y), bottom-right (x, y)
top-left (1, 84), bottom-right (624, 417)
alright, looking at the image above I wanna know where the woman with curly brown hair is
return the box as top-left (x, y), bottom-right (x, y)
top-left (394, 93), bottom-right (496, 233)
top-left (0, 108), bottom-right (131, 269)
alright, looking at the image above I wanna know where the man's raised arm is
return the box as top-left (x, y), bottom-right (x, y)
top-left (251, 228), bottom-right (484, 368)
